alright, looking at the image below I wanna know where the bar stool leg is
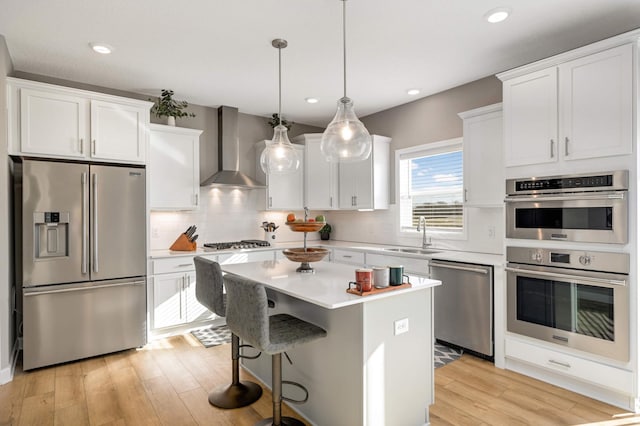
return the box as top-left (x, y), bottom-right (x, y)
top-left (257, 353), bottom-right (305, 426)
top-left (208, 334), bottom-right (263, 409)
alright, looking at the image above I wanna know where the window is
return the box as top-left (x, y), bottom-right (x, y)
top-left (397, 138), bottom-right (464, 234)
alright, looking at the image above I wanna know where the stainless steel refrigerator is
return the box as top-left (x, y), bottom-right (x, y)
top-left (15, 159), bottom-right (147, 370)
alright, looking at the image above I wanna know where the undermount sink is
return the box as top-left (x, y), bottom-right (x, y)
top-left (383, 247), bottom-right (441, 255)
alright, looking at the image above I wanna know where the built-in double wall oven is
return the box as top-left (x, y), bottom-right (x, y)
top-left (505, 170), bottom-right (630, 362)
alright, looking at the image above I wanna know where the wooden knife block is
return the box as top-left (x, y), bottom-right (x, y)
top-left (170, 233), bottom-right (196, 251)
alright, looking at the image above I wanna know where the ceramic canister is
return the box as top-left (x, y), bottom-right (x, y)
top-left (389, 265), bottom-right (410, 286)
top-left (372, 267), bottom-right (390, 288)
top-left (354, 268), bottom-right (373, 292)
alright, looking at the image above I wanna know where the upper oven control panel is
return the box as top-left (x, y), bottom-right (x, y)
top-left (507, 246), bottom-right (629, 275)
top-left (506, 170), bottom-right (628, 196)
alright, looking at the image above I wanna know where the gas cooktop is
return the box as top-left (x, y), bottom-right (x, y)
top-left (203, 240), bottom-right (271, 250)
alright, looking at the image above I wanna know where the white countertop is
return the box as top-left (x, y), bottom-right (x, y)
top-left (221, 260), bottom-right (440, 309)
top-left (149, 240), bottom-right (505, 267)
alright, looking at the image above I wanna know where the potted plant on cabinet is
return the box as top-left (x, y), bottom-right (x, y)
top-left (319, 223), bottom-right (332, 240)
top-left (267, 113), bottom-right (294, 131)
top-left (150, 89), bottom-right (196, 126)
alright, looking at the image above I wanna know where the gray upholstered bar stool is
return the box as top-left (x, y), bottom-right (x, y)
top-left (224, 273), bottom-right (327, 426)
top-left (193, 256), bottom-right (263, 408)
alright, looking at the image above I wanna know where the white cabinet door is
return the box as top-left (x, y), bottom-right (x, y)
top-left (338, 135), bottom-right (390, 210)
top-left (294, 134), bottom-right (339, 210)
top-left (255, 141), bottom-right (304, 210)
top-left (503, 67), bottom-right (558, 167)
top-left (152, 273), bottom-right (185, 329)
top-left (460, 104), bottom-right (503, 207)
top-left (149, 124), bottom-right (202, 210)
top-left (20, 88), bottom-right (88, 158)
top-left (90, 100), bottom-right (147, 163)
top-left (184, 271), bottom-right (215, 323)
top-left (560, 44), bottom-right (633, 161)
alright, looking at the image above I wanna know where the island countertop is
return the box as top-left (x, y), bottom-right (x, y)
top-left (221, 259), bottom-right (441, 309)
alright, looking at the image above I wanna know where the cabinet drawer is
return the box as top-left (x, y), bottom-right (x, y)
top-left (366, 253), bottom-right (429, 275)
top-left (332, 249), bottom-right (365, 265)
top-left (152, 254), bottom-right (217, 274)
top-left (505, 337), bottom-right (633, 395)
top-left (219, 250), bottom-right (275, 265)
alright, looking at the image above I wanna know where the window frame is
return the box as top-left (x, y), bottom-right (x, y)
top-left (395, 137), bottom-right (467, 240)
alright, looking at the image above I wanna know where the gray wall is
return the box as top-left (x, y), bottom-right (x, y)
top-left (362, 76), bottom-right (502, 201)
top-left (0, 35), bottom-right (14, 382)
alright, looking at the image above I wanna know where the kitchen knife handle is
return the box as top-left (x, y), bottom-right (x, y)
top-left (93, 173), bottom-right (98, 273)
top-left (81, 172), bottom-right (88, 275)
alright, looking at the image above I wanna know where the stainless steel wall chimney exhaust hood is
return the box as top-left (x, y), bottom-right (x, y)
top-left (201, 106), bottom-right (266, 188)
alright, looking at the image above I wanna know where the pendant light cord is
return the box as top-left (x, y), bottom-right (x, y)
top-left (278, 45), bottom-right (282, 125)
top-left (342, 0), bottom-right (347, 99)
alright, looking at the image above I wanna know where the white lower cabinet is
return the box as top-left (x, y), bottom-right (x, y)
top-left (151, 256), bottom-right (216, 330)
top-left (505, 336), bottom-right (633, 396)
top-left (150, 251), bottom-right (277, 331)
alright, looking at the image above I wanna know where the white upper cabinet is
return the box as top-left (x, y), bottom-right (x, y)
top-left (19, 88), bottom-right (88, 158)
top-left (459, 104), bottom-right (503, 207)
top-left (90, 100), bottom-right (147, 163)
top-left (338, 135), bottom-right (390, 210)
top-left (8, 77), bottom-right (152, 164)
top-left (503, 67), bottom-right (558, 167)
top-left (149, 124), bottom-right (202, 210)
top-left (255, 140), bottom-right (305, 210)
top-left (501, 43), bottom-right (633, 169)
top-left (293, 133), bottom-right (339, 210)
top-left (559, 44), bottom-right (633, 161)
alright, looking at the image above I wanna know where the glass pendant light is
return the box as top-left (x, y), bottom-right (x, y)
top-left (320, 0), bottom-right (371, 163)
top-left (260, 39), bottom-right (300, 175)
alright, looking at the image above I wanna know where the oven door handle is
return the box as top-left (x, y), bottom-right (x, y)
top-left (505, 266), bottom-right (626, 287)
top-left (505, 192), bottom-right (625, 203)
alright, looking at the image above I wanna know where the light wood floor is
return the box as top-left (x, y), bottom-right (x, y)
top-left (1, 335), bottom-right (639, 426)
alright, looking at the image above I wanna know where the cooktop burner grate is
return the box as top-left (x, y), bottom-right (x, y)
top-left (204, 240), bottom-right (271, 250)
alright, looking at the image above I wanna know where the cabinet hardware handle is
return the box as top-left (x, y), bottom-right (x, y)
top-left (354, 196), bottom-right (357, 206)
top-left (92, 174), bottom-right (99, 273)
top-left (464, 189), bottom-right (468, 202)
top-left (330, 196), bottom-right (333, 207)
top-left (91, 139), bottom-right (96, 155)
top-left (79, 138), bottom-right (84, 154)
top-left (177, 263), bottom-right (192, 267)
top-left (269, 196), bottom-right (272, 208)
top-left (550, 139), bottom-right (554, 158)
top-left (565, 137), bottom-right (569, 156)
top-left (548, 359), bottom-right (571, 368)
top-left (343, 255), bottom-right (353, 258)
top-left (195, 193), bottom-right (199, 206)
top-left (81, 172), bottom-right (88, 274)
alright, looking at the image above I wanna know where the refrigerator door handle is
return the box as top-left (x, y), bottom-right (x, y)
top-left (81, 172), bottom-right (88, 275)
top-left (24, 280), bottom-right (145, 296)
top-left (93, 173), bottom-right (99, 273)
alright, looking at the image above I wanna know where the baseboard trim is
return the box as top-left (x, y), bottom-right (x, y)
top-left (0, 338), bottom-right (19, 385)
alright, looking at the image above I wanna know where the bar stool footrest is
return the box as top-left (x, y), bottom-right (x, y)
top-left (239, 344), bottom-right (261, 360)
top-left (281, 380), bottom-right (309, 405)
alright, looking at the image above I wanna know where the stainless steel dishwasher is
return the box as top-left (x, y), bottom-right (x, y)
top-left (430, 260), bottom-right (493, 359)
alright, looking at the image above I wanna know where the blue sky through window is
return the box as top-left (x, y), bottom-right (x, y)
top-left (410, 150), bottom-right (463, 203)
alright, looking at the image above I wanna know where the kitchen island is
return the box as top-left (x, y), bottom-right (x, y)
top-left (221, 259), bottom-right (441, 426)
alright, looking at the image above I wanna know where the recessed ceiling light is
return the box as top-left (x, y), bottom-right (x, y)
top-left (305, 97), bottom-right (319, 104)
top-left (407, 89), bottom-right (420, 96)
top-left (89, 42), bottom-right (113, 54)
top-left (484, 7), bottom-right (511, 23)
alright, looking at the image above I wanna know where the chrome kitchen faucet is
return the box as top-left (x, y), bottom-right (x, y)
top-left (417, 216), bottom-right (432, 249)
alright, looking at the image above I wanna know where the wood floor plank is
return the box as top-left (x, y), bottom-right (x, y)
top-left (128, 348), bottom-right (164, 382)
top-left (110, 366), bottom-right (161, 426)
top-left (23, 369), bottom-right (55, 398)
top-left (53, 375), bottom-right (85, 409)
top-left (18, 391), bottom-right (54, 426)
top-left (0, 374), bottom-right (26, 425)
top-left (53, 402), bottom-right (89, 426)
top-left (142, 375), bottom-right (197, 426)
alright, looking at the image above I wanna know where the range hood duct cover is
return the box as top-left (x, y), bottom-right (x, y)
top-left (201, 106), bottom-right (266, 188)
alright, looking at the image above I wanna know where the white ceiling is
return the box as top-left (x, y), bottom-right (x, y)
top-left (1, 0), bottom-right (639, 126)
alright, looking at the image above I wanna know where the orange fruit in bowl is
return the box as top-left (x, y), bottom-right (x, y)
top-left (286, 213), bottom-right (296, 222)
top-left (308, 218), bottom-right (316, 222)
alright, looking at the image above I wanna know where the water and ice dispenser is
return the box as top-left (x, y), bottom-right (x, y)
top-left (33, 211), bottom-right (70, 259)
